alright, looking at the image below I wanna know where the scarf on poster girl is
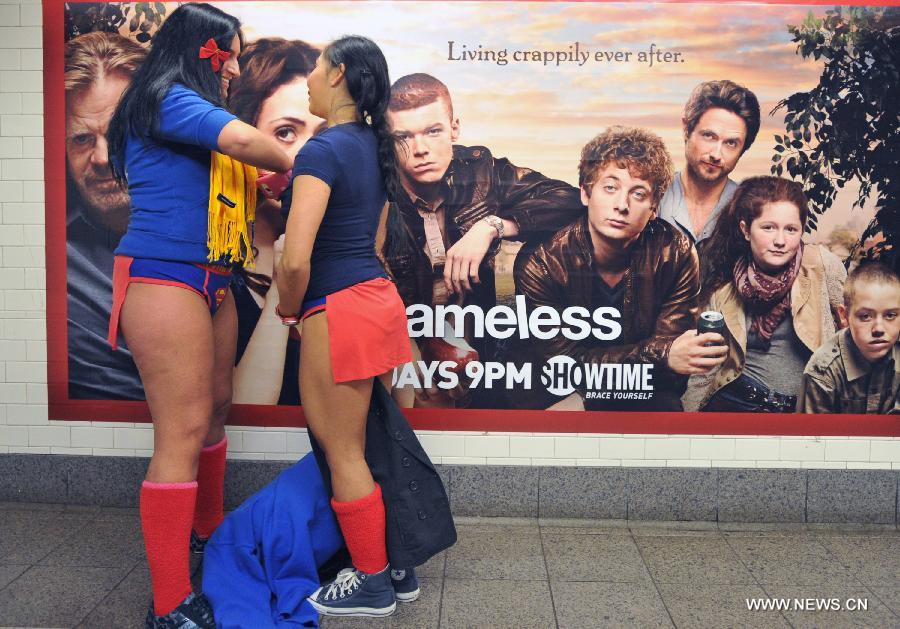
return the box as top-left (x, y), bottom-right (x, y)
top-left (207, 151), bottom-right (258, 267)
top-left (732, 242), bottom-right (804, 348)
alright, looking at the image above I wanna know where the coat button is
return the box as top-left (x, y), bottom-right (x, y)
top-left (402, 456), bottom-right (411, 468)
top-left (409, 480), bottom-right (419, 492)
top-left (394, 430), bottom-right (404, 441)
top-left (417, 510), bottom-right (427, 520)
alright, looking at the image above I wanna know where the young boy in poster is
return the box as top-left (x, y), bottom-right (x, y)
top-left (799, 262), bottom-right (900, 414)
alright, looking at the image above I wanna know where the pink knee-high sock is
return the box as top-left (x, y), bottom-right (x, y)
top-left (331, 483), bottom-right (388, 574)
top-left (193, 436), bottom-right (227, 538)
top-left (140, 481), bottom-right (197, 615)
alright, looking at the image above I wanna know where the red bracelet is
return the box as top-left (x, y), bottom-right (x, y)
top-left (275, 304), bottom-right (301, 327)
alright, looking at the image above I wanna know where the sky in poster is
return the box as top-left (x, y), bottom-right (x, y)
top-left (215, 1), bottom-right (875, 239)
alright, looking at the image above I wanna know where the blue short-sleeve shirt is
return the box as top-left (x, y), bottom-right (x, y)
top-left (115, 84), bottom-right (237, 263)
top-left (286, 122), bottom-right (388, 300)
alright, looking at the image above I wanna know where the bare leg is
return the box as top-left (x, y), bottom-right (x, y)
top-left (120, 283), bottom-right (215, 482)
top-left (299, 312), bottom-right (374, 502)
top-left (120, 282), bottom-right (217, 617)
top-left (207, 290), bottom-right (237, 445)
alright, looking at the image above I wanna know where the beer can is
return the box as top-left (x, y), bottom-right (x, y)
top-left (698, 311), bottom-right (726, 345)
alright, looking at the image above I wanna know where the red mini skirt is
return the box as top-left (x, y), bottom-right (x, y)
top-left (303, 277), bottom-right (412, 383)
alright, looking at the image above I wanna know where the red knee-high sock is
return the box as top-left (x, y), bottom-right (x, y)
top-left (331, 483), bottom-right (388, 575)
top-left (141, 481), bottom-right (197, 616)
top-left (193, 436), bottom-right (227, 538)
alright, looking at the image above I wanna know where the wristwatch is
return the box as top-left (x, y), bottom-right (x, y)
top-left (481, 215), bottom-right (504, 239)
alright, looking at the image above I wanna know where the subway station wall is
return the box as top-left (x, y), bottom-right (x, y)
top-left (0, 0), bottom-right (898, 470)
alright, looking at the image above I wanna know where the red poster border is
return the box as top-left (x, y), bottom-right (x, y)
top-left (45, 0), bottom-right (900, 436)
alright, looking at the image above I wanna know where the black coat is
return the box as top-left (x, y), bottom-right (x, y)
top-left (309, 380), bottom-right (457, 569)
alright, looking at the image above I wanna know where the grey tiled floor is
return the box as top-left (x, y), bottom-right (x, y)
top-left (1, 504), bottom-right (899, 628)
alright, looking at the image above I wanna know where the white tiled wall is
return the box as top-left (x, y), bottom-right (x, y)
top-left (0, 2), bottom-right (898, 470)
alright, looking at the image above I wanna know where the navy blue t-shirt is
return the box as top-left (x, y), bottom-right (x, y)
top-left (289, 122), bottom-right (388, 300)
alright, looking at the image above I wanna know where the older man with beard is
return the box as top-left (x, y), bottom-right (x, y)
top-left (65, 32), bottom-right (146, 399)
top-left (658, 79), bottom-right (760, 251)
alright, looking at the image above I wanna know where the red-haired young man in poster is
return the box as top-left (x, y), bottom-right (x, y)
top-left (384, 72), bottom-right (584, 408)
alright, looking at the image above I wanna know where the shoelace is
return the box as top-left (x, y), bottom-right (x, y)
top-left (324, 568), bottom-right (363, 601)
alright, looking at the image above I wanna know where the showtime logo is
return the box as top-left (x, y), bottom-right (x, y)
top-left (540, 358), bottom-right (655, 397)
top-left (540, 356), bottom-right (582, 396)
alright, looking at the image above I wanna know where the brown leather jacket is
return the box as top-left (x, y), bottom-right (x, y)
top-left (510, 215), bottom-right (700, 409)
top-left (384, 145), bottom-right (584, 312)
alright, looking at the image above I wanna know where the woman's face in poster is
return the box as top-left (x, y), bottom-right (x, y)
top-left (256, 76), bottom-right (317, 160)
top-left (740, 200), bottom-right (804, 274)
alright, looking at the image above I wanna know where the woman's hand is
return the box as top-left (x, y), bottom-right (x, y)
top-left (667, 330), bottom-right (728, 375)
top-left (257, 170), bottom-right (292, 200)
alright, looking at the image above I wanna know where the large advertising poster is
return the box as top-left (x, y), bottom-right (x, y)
top-left (45, 1), bottom-right (900, 434)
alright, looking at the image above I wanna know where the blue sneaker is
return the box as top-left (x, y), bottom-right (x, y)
top-left (145, 592), bottom-right (216, 628)
top-left (390, 567), bottom-right (421, 602)
top-left (307, 566), bottom-right (396, 617)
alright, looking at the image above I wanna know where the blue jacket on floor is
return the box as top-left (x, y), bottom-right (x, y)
top-left (203, 453), bottom-right (342, 628)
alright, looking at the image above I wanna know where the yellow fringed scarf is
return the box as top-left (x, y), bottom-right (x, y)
top-left (207, 151), bottom-right (258, 267)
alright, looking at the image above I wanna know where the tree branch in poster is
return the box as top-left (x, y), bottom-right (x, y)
top-left (771, 6), bottom-right (899, 273)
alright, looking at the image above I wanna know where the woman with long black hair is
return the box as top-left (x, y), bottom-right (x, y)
top-left (106, 4), bottom-right (292, 627)
top-left (275, 35), bottom-right (413, 617)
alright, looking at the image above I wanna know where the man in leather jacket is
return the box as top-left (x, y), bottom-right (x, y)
top-left (510, 127), bottom-right (728, 411)
top-left (384, 73), bottom-right (583, 407)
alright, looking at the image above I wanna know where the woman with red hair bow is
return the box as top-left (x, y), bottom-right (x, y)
top-left (106, 4), bottom-right (292, 627)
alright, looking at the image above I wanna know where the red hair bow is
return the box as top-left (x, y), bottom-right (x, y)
top-left (199, 38), bottom-right (230, 72)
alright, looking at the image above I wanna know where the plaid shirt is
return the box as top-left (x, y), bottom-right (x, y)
top-left (799, 329), bottom-right (900, 414)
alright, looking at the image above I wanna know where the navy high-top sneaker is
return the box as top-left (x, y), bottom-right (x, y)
top-left (307, 566), bottom-right (396, 617)
top-left (390, 567), bottom-right (421, 602)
